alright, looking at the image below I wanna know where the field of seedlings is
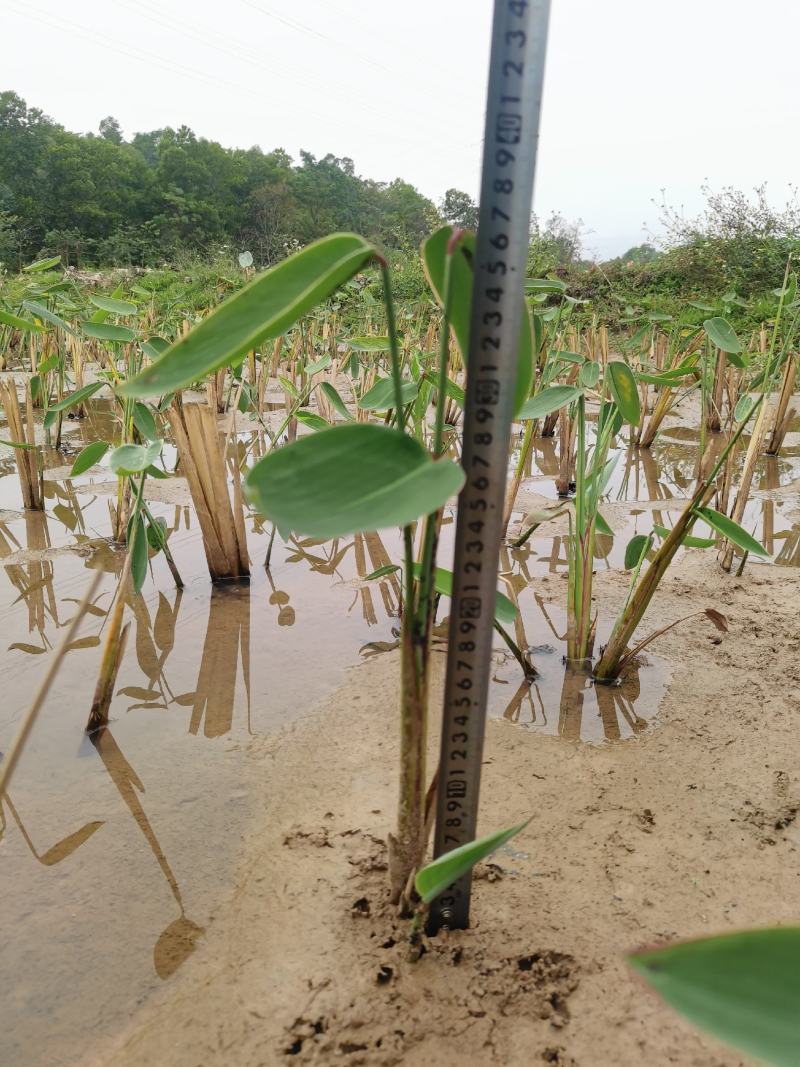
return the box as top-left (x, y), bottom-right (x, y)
top-left (0, 227), bottom-right (798, 1066)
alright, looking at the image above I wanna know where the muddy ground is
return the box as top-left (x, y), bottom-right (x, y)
top-left (91, 552), bottom-right (800, 1067)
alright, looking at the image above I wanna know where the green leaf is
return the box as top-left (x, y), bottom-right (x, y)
top-left (606, 362), bottom-right (641, 425)
top-left (652, 523), bottom-right (715, 549)
top-left (146, 515), bottom-right (169, 552)
top-left (295, 410), bottom-right (330, 431)
top-left (524, 278), bottom-right (567, 293)
top-left (364, 564), bottom-right (401, 580)
top-left (733, 396), bottom-right (756, 424)
top-left (694, 506), bottom-right (768, 557)
top-left (0, 438), bottom-right (38, 451)
top-left (624, 533), bottom-right (652, 569)
top-left (141, 336), bottom-right (170, 361)
top-left (244, 424), bottom-right (465, 539)
top-left (122, 234), bottom-right (376, 397)
top-left (0, 308), bottom-right (43, 333)
top-left (133, 402), bottom-right (159, 442)
top-left (130, 514), bottom-right (148, 594)
top-left (22, 300), bottom-right (76, 336)
top-left (346, 335), bottom-right (391, 351)
top-left (319, 381), bottom-right (354, 421)
top-left (595, 511), bottom-right (613, 537)
top-left (703, 317), bottom-right (742, 355)
top-left (517, 385), bottom-right (582, 422)
top-left (635, 370), bottom-right (696, 386)
top-left (552, 350), bottom-right (585, 365)
top-left (415, 820), bottom-right (530, 904)
top-left (70, 440), bottom-right (110, 476)
top-left (422, 225), bottom-right (533, 416)
top-left (628, 927), bottom-right (800, 1067)
top-left (81, 322), bottom-right (136, 343)
top-left (89, 295), bottom-right (138, 316)
top-left (422, 371), bottom-right (465, 408)
top-left (411, 563), bottom-right (517, 624)
top-left (305, 353), bottom-right (332, 375)
top-left (579, 360), bottom-right (600, 389)
top-left (24, 255), bottom-right (61, 272)
top-left (357, 376), bottom-right (419, 412)
top-left (48, 382), bottom-right (104, 413)
top-left (109, 439), bottom-right (163, 476)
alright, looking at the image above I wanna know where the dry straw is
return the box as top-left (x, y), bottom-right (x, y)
top-left (0, 378), bottom-right (43, 509)
top-left (166, 397), bottom-right (250, 581)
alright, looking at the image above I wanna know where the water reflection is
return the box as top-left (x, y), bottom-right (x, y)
top-left (90, 726), bottom-right (204, 979)
top-left (499, 656), bottom-right (659, 745)
top-left (187, 584), bottom-right (251, 738)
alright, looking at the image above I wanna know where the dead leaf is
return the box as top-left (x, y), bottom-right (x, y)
top-left (704, 608), bottom-right (729, 633)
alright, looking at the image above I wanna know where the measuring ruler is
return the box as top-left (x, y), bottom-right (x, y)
top-left (429, 0), bottom-right (551, 932)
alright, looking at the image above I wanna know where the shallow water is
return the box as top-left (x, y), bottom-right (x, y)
top-left (0, 396), bottom-right (798, 1066)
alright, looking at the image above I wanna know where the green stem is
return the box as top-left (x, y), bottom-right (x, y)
top-left (379, 260), bottom-right (405, 432)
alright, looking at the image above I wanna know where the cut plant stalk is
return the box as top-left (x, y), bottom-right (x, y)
top-left (165, 398), bottom-right (250, 582)
top-left (0, 378), bottom-right (43, 510)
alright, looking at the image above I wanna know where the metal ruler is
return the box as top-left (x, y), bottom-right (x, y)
top-left (429, 0), bottom-right (551, 932)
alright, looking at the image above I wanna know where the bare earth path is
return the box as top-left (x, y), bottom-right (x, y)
top-left (96, 553), bottom-right (800, 1067)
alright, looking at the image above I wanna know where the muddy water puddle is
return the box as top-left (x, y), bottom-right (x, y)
top-left (0, 400), bottom-right (798, 1066)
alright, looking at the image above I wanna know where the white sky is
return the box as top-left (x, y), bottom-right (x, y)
top-left (4, 0), bottom-right (799, 258)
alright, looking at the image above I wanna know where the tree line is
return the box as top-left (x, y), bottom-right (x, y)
top-left (0, 91), bottom-right (487, 270)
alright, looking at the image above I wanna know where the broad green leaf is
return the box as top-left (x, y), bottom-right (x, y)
top-left (70, 440), bottom-right (110, 476)
top-left (552, 350), bottom-right (585, 365)
top-left (109, 439), bottom-right (163, 476)
top-left (422, 225), bottom-right (533, 416)
top-left (305, 353), bottom-right (332, 375)
top-left (688, 300), bottom-right (718, 312)
top-left (48, 382), bottom-right (104, 413)
top-left (81, 322), bottom-right (136, 343)
top-left (130, 514), bottom-right (148, 594)
top-left (295, 410), bottom-right (330, 431)
top-left (22, 300), bottom-right (76, 336)
top-left (141, 336), bottom-right (170, 361)
top-left (346, 336), bottom-right (391, 351)
top-left (703, 317), bottom-right (742, 355)
top-left (652, 523), bottom-right (715, 549)
top-left (89, 295), bottom-right (138, 316)
top-left (133, 402), bottom-right (159, 442)
top-left (524, 278), bottom-right (567, 293)
top-left (606, 362), bottom-right (641, 425)
top-left (319, 381), bottom-right (355, 421)
top-left (624, 533), bottom-right (652, 570)
top-left (517, 385), bottom-right (582, 422)
top-left (122, 234), bottom-right (376, 397)
top-left (415, 820), bottom-right (530, 904)
top-left (734, 396), bottom-right (756, 424)
top-left (0, 309), bottom-right (43, 333)
top-left (422, 371), bottom-right (465, 408)
top-left (628, 927), bottom-right (800, 1067)
top-left (24, 255), bottom-right (61, 272)
top-left (694, 506), bottom-right (768, 557)
top-left (146, 515), bottom-right (169, 552)
top-left (579, 360), bottom-right (600, 389)
top-left (411, 563), bottom-right (517, 625)
top-left (244, 424), bottom-right (465, 539)
top-left (357, 376), bottom-right (419, 412)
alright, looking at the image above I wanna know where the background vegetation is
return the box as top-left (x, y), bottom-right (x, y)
top-left (2, 90), bottom-right (799, 330)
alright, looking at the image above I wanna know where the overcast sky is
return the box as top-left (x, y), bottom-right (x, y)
top-left (4, 0), bottom-right (799, 258)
